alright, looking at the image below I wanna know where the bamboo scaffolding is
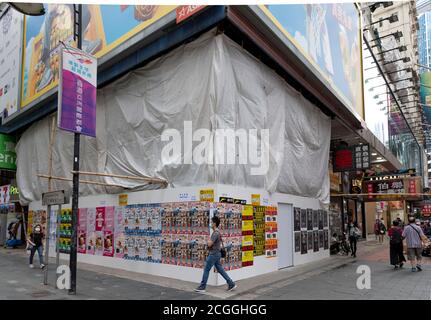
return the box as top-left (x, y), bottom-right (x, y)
top-left (37, 174), bottom-right (125, 188)
top-left (70, 170), bottom-right (168, 186)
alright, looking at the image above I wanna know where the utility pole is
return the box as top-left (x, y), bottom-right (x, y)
top-left (69, 3), bottom-right (82, 295)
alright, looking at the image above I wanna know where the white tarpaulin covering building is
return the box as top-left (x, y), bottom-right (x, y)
top-left (16, 30), bottom-right (331, 205)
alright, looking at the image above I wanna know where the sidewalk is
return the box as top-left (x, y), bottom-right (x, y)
top-left (0, 238), bottom-right (384, 300)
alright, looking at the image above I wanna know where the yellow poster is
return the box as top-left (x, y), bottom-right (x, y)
top-left (242, 250), bottom-right (254, 263)
top-left (242, 205), bottom-right (253, 218)
top-left (242, 235), bottom-right (253, 247)
top-left (242, 220), bottom-right (253, 232)
top-left (119, 194), bottom-right (128, 206)
top-left (251, 194), bottom-right (261, 206)
top-left (199, 189), bottom-right (214, 202)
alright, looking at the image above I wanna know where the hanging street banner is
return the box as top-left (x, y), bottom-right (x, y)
top-left (58, 46), bottom-right (97, 137)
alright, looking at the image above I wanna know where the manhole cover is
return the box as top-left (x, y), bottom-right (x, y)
top-left (30, 290), bottom-right (52, 298)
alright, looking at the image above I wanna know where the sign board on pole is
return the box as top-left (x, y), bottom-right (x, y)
top-left (58, 46), bottom-right (97, 137)
top-left (42, 190), bottom-right (70, 206)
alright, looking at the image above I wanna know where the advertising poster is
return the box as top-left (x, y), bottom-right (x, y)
top-left (319, 230), bottom-right (324, 248)
top-left (313, 230), bottom-right (319, 252)
top-left (261, 3), bottom-right (363, 118)
top-left (21, 4), bottom-right (75, 107)
top-left (324, 211), bottom-right (328, 228)
top-left (253, 206), bottom-right (265, 256)
top-left (300, 209), bottom-right (306, 229)
top-left (313, 210), bottom-right (318, 229)
top-left (59, 208), bottom-right (72, 254)
top-left (78, 208), bottom-right (87, 254)
top-left (294, 207), bottom-right (301, 231)
top-left (307, 231), bottom-right (313, 251)
top-left (86, 208), bottom-right (96, 255)
top-left (58, 46), bottom-right (97, 137)
top-left (114, 232), bottom-right (125, 258)
top-left (95, 207), bottom-right (105, 232)
top-left (319, 210), bottom-right (324, 230)
top-left (307, 208), bottom-right (313, 231)
top-left (123, 205), bottom-right (134, 231)
top-left (21, 5), bottom-right (176, 108)
top-left (294, 232), bottom-right (300, 253)
top-left (161, 202), bottom-right (173, 234)
top-left (0, 8), bottom-right (23, 117)
top-left (300, 231), bottom-right (307, 254)
top-left (324, 230), bottom-right (329, 250)
top-left (103, 206), bottom-right (114, 257)
top-left (242, 205), bottom-right (254, 267)
top-left (265, 206), bottom-right (277, 258)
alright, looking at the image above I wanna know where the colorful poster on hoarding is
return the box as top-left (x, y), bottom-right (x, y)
top-left (86, 208), bottom-right (96, 255)
top-left (103, 206), bottom-right (114, 257)
top-left (260, 4), bottom-right (363, 119)
top-left (58, 46), bottom-right (97, 137)
top-left (78, 208), bottom-right (87, 254)
top-left (0, 8), bottom-right (23, 117)
top-left (21, 5), bottom-right (176, 108)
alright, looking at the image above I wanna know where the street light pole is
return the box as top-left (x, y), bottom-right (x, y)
top-left (69, 3), bottom-right (82, 295)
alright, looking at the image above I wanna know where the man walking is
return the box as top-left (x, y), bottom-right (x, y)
top-left (402, 215), bottom-right (425, 272)
top-left (194, 216), bottom-right (236, 293)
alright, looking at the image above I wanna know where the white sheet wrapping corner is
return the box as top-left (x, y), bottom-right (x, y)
top-left (16, 29), bottom-right (331, 205)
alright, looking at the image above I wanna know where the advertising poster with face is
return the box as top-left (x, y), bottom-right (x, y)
top-left (123, 205), bottom-right (134, 231)
top-left (301, 231), bottom-right (307, 254)
top-left (313, 210), bottom-right (318, 229)
top-left (77, 208), bottom-right (87, 254)
top-left (135, 204), bottom-right (145, 232)
top-left (114, 206), bottom-right (124, 233)
top-left (103, 230), bottom-right (114, 257)
top-left (307, 209), bottom-right (313, 231)
top-left (161, 202), bottom-right (172, 234)
top-left (114, 233), bottom-right (125, 258)
top-left (95, 207), bottom-right (105, 232)
top-left (294, 232), bottom-right (300, 252)
top-left (307, 231), bottom-right (313, 250)
top-left (324, 230), bottom-right (329, 250)
top-left (319, 230), bottom-right (324, 248)
top-left (94, 231), bottom-right (104, 256)
top-left (313, 230), bottom-right (319, 252)
top-left (300, 209), bottom-right (307, 229)
top-left (123, 236), bottom-right (134, 260)
top-left (319, 210), bottom-right (324, 230)
top-left (86, 208), bottom-right (96, 255)
top-left (294, 207), bottom-right (301, 231)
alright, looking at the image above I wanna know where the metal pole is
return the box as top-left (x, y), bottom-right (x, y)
top-left (43, 205), bottom-right (51, 285)
top-left (56, 205), bottom-right (61, 288)
top-left (69, 3), bottom-right (82, 295)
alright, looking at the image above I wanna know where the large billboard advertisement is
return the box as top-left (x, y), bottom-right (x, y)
top-left (420, 72), bottom-right (431, 126)
top-left (259, 4), bottom-right (363, 119)
top-left (0, 8), bottom-right (24, 117)
top-left (21, 5), bottom-right (176, 108)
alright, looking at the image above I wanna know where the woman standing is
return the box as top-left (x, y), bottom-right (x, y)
top-left (388, 220), bottom-right (405, 269)
top-left (374, 219), bottom-right (380, 241)
top-left (347, 221), bottom-right (360, 258)
top-left (378, 218), bottom-right (387, 244)
top-left (27, 224), bottom-right (45, 269)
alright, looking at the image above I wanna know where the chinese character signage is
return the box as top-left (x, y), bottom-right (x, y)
top-left (333, 144), bottom-right (370, 172)
top-left (0, 134), bottom-right (16, 170)
top-left (363, 176), bottom-right (422, 201)
top-left (58, 46), bottom-right (97, 137)
top-left (176, 5), bottom-right (206, 24)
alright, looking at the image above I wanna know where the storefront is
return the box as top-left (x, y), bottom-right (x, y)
top-left (1, 4), bottom-right (364, 284)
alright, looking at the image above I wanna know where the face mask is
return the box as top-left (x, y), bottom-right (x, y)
top-left (35, 228), bottom-right (40, 232)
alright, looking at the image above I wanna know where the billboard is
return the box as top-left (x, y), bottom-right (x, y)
top-left (420, 72), bottom-right (431, 126)
top-left (21, 5), bottom-right (176, 108)
top-left (259, 4), bottom-right (363, 119)
top-left (0, 8), bottom-right (24, 117)
top-left (58, 46), bottom-right (97, 137)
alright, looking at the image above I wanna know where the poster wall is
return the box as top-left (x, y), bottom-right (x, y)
top-left (21, 5), bottom-right (176, 108)
top-left (0, 8), bottom-right (23, 117)
top-left (264, 206), bottom-right (277, 258)
top-left (253, 206), bottom-right (265, 256)
top-left (260, 4), bottom-right (363, 119)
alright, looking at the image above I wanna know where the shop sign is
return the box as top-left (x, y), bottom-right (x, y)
top-left (199, 189), bottom-right (214, 202)
top-left (0, 134), bottom-right (16, 170)
top-left (176, 5), bottom-right (206, 24)
top-left (58, 46), bottom-right (97, 137)
top-left (333, 144), bottom-right (370, 172)
top-left (423, 205), bottom-right (431, 216)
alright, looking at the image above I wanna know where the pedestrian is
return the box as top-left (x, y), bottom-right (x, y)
top-left (194, 216), bottom-right (236, 293)
top-left (378, 218), bottom-right (387, 243)
top-left (330, 233), bottom-right (340, 255)
top-left (27, 224), bottom-right (45, 269)
top-left (374, 219), bottom-right (380, 241)
top-left (388, 220), bottom-right (406, 269)
top-left (396, 216), bottom-right (404, 229)
top-left (402, 215), bottom-right (425, 272)
top-left (347, 221), bottom-right (360, 258)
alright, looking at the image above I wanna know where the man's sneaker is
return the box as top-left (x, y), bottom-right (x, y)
top-left (29, 264), bottom-right (34, 269)
top-left (227, 284), bottom-right (237, 291)
top-left (194, 286), bottom-right (206, 293)
top-left (40, 264), bottom-right (46, 269)
top-left (411, 267), bottom-right (417, 272)
top-left (416, 265), bottom-right (422, 271)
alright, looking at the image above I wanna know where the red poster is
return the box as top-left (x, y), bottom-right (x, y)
top-left (103, 231), bottom-right (114, 257)
top-left (95, 207), bottom-right (105, 231)
top-left (176, 5), bottom-right (206, 24)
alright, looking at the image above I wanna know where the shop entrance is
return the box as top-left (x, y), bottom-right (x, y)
top-left (277, 203), bottom-right (293, 269)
